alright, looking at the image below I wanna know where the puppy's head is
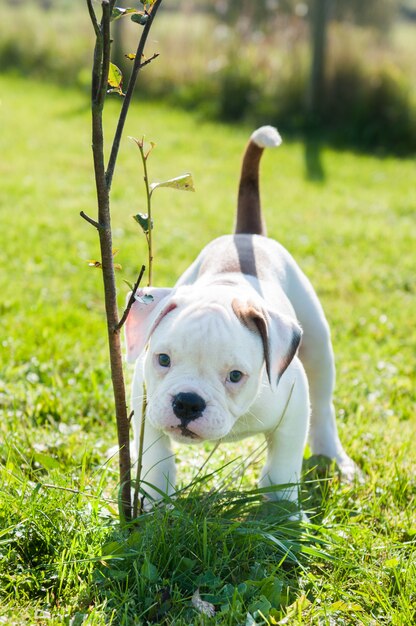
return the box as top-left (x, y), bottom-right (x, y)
top-left (125, 285), bottom-right (301, 443)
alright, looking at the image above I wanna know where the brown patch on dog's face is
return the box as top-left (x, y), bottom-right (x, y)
top-left (231, 299), bottom-right (272, 382)
top-left (232, 297), bottom-right (302, 386)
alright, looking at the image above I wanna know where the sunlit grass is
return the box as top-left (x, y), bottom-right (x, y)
top-left (0, 75), bottom-right (415, 624)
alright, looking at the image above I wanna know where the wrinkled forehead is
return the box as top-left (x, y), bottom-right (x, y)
top-left (151, 301), bottom-right (262, 365)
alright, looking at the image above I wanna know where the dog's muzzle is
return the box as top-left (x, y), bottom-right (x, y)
top-left (172, 392), bottom-right (206, 426)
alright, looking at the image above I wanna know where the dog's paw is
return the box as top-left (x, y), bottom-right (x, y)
top-left (337, 454), bottom-right (364, 484)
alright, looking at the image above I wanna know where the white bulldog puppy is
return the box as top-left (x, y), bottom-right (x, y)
top-left (125, 126), bottom-right (357, 507)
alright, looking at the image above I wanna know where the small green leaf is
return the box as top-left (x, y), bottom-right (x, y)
top-left (248, 595), bottom-right (272, 618)
top-left (107, 569), bottom-right (128, 581)
top-left (133, 212), bottom-right (153, 234)
top-left (108, 62), bottom-right (123, 90)
top-left (107, 88), bottom-right (125, 97)
top-left (125, 53), bottom-right (136, 60)
top-left (111, 7), bottom-right (125, 20)
top-left (123, 279), bottom-right (134, 290)
top-left (111, 7), bottom-right (143, 21)
top-left (33, 453), bottom-right (61, 471)
top-left (330, 600), bottom-right (363, 612)
top-left (141, 557), bottom-right (159, 582)
top-left (101, 541), bottom-right (126, 557)
top-left (145, 141), bottom-right (156, 159)
top-left (150, 173), bottom-right (195, 193)
top-left (177, 557), bottom-right (197, 572)
top-left (131, 13), bottom-right (149, 25)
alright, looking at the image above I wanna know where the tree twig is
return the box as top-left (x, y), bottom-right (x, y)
top-left (115, 264), bottom-right (146, 332)
top-left (133, 383), bottom-right (148, 518)
top-left (106, 0), bottom-right (164, 190)
top-left (137, 142), bottom-right (153, 286)
top-left (97, 1), bottom-right (112, 108)
top-left (80, 210), bottom-right (101, 230)
top-left (139, 52), bottom-right (160, 70)
top-left (86, 0), bottom-right (100, 38)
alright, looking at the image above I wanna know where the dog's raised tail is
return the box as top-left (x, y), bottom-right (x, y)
top-left (235, 125), bottom-right (282, 237)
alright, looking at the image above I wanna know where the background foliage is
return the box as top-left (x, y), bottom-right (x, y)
top-left (0, 0), bottom-right (416, 152)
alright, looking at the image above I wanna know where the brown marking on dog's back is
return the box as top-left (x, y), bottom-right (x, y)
top-left (199, 235), bottom-right (257, 276)
top-left (197, 235), bottom-right (274, 286)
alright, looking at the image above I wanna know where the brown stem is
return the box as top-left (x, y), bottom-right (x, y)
top-left (85, 0), bottom-right (162, 523)
top-left (138, 143), bottom-right (153, 286)
top-left (93, 115), bottom-right (132, 521)
top-left (115, 264), bottom-right (146, 331)
top-left (106, 0), bottom-right (164, 190)
top-left (80, 210), bottom-right (101, 230)
top-left (139, 52), bottom-right (160, 70)
top-left (133, 383), bottom-right (147, 519)
top-left (98, 2), bottom-right (112, 107)
top-left (87, 0), bottom-right (132, 522)
top-left (86, 0), bottom-right (100, 38)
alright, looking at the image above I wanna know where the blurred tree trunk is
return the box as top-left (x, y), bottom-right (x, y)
top-left (307, 0), bottom-right (330, 122)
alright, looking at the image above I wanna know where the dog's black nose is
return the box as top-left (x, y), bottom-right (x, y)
top-left (172, 392), bottom-right (206, 423)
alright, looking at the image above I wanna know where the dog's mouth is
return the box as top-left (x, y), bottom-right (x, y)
top-left (169, 425), bottom-right (201, 441)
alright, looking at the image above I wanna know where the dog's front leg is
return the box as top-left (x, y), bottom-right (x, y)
top-left (131, 360), bottom-right (176, 506)
top-left (133, 419), bottom-right (176, 506)
top-left (259, 364), bottom-right (309, 508)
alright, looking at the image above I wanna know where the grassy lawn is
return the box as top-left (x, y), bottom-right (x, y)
top-left (0, 74), bottom-right (415, 624)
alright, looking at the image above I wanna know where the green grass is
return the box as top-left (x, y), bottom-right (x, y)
top-left (0, 74), bottom-right (415, 624)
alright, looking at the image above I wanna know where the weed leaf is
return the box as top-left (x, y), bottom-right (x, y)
top-left (133, 212), bottom-right (153, 234)
top-left (111, 7), bottom-right (142, 21)
top-left (141, 556), bottom-right (159, 582)
top-left (107, 62), bottom-right (123, 95)
top-left (150, 173), bottom-right (195, 193)
top-left (131, 13), bottom-right (149, 25)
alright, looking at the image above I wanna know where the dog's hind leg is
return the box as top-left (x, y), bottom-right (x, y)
top-left (300, 323), bottom-right (357, 480)
top-left (287, 270), bottom-right (358, 480)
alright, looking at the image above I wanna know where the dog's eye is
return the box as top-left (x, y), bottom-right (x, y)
top-left (228, 370), bottom-right (243, 383)
top-left (158, 354), bottom-right (171, 368)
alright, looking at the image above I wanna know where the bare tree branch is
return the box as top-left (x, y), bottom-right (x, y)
top-left (106, 0), bottom-right (164, 190)
top-left (86, 0), bottom-right (100, 38)
top-left (139, 52), bottom-right (160, 70)
top-left (86, 1), bottom-right (133, 521)
top-left (85, 0), bottom-right (163, 522)
top-left (98, 1), bottom-right (112, 108)
top-left (115, 264), bottom-right (146, 332)
top-left (80, 210), bottom-right (101, 230)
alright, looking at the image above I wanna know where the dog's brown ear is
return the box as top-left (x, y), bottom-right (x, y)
top-left (125, 288), bottom-right (175, 363)
top-left (232, 299), bottom-right (302, 386)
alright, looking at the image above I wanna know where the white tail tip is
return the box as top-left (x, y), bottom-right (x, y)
top-left (251, 125), bottom-right (282, 148)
